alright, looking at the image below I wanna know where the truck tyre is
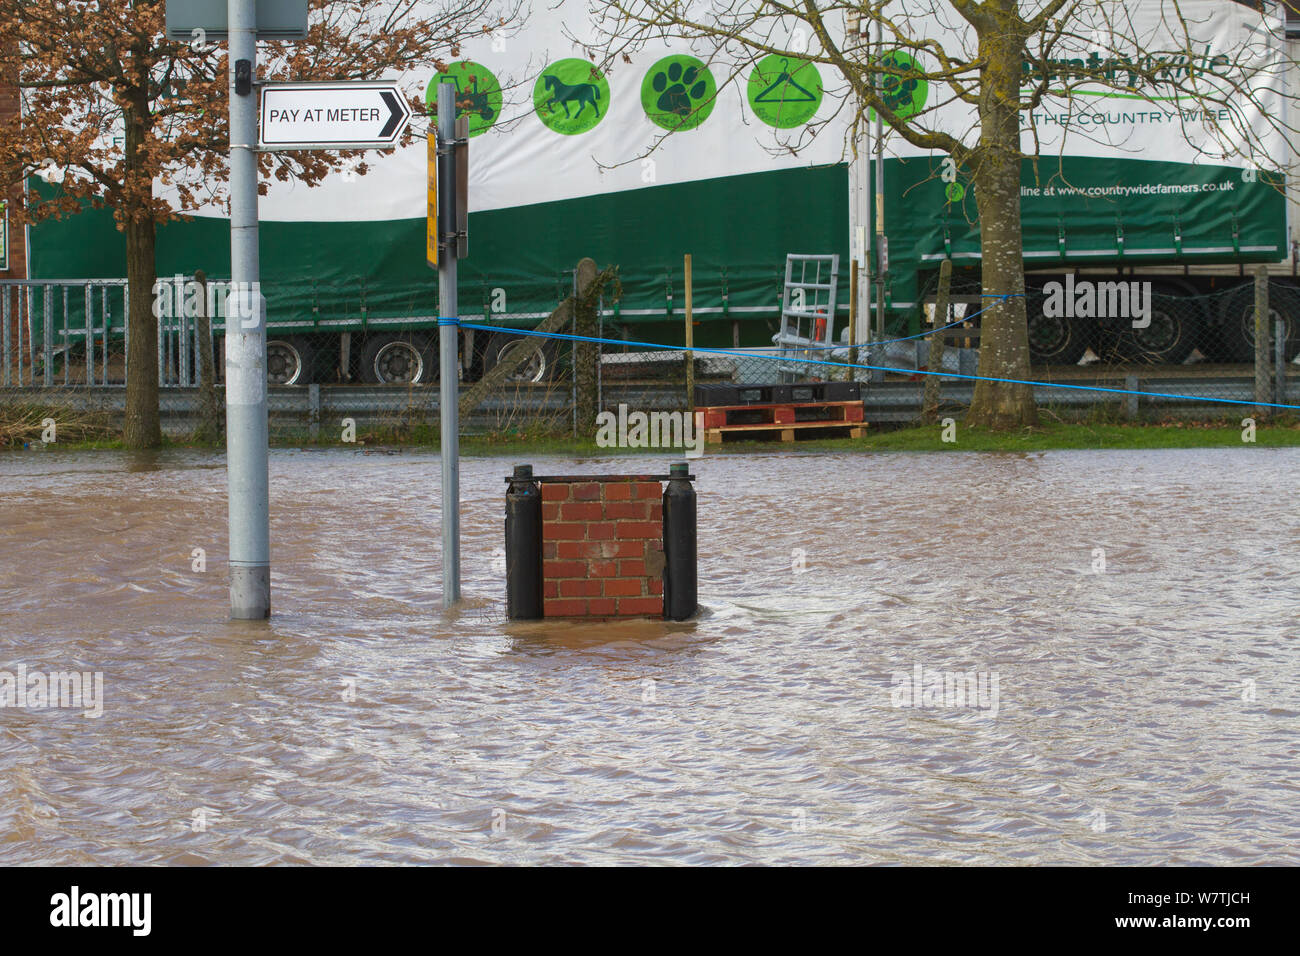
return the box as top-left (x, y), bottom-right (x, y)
top-left (1216, 283), bottom-right (1300, 364)
top-left (359, 333), bottom-right (438, 385)
top-left (266, 336), bottom-right (317, 386)
top-left (1104, 285), bottom-right (1201, 365)
top-left (1027, 295), bottom-right (1090, 366)
top-left (482, 331), bottom-right (558, 383)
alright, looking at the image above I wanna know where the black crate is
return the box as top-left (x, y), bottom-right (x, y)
top-left (786, 382), bottom-right (861, 403)
top-left (741, 385), bottom-right (792, 405)
top-left (694, 384), bottom-right (793, 406)
top-left (788, 384), bottom-right (816, 403)
top-left (820, 381), bottom-right (861, 402)
top-left (693, 384), bottom-right (741, 406)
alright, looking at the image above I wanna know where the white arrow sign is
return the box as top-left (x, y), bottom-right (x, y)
top-left (259, 81), bottom-right (412, 150)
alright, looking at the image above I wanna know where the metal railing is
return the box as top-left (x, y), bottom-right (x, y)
top-left (0, 277), bottom-right (232, 389)
top-left (1, 279), bottom-right (128, 387)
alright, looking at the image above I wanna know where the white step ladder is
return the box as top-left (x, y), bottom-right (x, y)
top-left (773, 254), bottom-right (839, 381)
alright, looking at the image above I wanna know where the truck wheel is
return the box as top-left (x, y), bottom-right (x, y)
top-left (483, 332), bottom-right (557, 383)
top-left (266, 337), bottom-right (317, 385)
top-left (1216, 283), bottom-right (1300, 364)
top-left (360, 333), bottom-right (437, 384)
top-left (1027, 301), bottom-right (1090, 365)
top-left (1107, 286), bottom-right (1201, 365)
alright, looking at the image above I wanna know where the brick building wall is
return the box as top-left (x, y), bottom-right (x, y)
top-left (1, 68), bottom-right (26, 377)
top-left (541, 480), bottom-right (665, 618)
top-left (0, 74), bottom-right (24, 280)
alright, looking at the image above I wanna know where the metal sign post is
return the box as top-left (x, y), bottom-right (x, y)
top-left (435, 82), bottom-right (466, 608)
top-left (168, 0), bottom-right (413, 620)
top-left (225, 0), bottom-right (270, 619)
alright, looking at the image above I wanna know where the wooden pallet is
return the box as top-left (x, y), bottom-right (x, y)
top-left (700, 399), bottom-right (864, 427)
top-left (704, 421), bottom-right (866, 443)
top-left (698, 399), bottom-right (866, 444)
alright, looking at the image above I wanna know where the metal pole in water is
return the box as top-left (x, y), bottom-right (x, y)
top-left (226, 0), bottom-right (271, 619)
top-left (437, 81), bottom-right (461, 607)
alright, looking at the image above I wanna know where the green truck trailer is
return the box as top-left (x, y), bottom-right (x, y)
top-left (13, 0), bottom-right (1299, 384)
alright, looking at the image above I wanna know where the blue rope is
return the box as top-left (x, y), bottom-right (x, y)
top-left (456, 318), bottom-right (1300, 412)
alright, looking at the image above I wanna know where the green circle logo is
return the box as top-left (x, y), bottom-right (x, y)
top-left (870, 51), bottom-right (928, 121)
top-left (746, 55), bottom-right (822, 129)
top-left (428, 61), bottom-right (502, 138)
top-left (641, 55), bottom-right (717, 131)
top-left (534, 59), bottom-right (610, 135)
top-left (945, 182), bottom-right (966, 202)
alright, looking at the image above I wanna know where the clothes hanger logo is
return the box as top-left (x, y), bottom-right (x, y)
top-left (747, 54), bottom-right (823, 129)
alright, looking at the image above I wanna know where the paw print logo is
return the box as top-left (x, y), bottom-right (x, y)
top-left (872, 51), bottom-right (929, 121)
top-left (641, 55), bottom-right (717, 131)
top-left (881, 55), bottom-right (920, 113)
top-left (653, 62), bottom-right (706, 117)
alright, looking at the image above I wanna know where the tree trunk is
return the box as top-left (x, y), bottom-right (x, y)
top-left (921, 257), bottom-right (952, 423)
top-left (573, 257), bottom-right (600, 436)
top-left (121, 88), bottom-right (161, 450)
top-left (123, 209), bottom-right (161, 448)
top-left (193, 270), bottom-right (223, 444)
top-left (965, 4), bottom-right (1037, 430)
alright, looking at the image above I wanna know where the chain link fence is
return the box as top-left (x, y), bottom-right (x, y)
top-left (909, 269), bottom-right (1296, 422)
top-left (2, 265), bottom-right (1297, 448)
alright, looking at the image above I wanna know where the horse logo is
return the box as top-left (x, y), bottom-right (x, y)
top-left (533, 59), bottom-right (610, 134)
top-left (541, 73), bottom-right (602, 119)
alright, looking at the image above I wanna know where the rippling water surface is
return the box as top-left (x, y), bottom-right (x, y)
top-left (1, 446), bottom-right (1297, 864)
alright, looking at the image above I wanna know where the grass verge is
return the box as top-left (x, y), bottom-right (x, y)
top-left (7, 411), bottom-right (1300, 454)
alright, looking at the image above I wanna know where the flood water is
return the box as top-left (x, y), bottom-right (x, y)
top-left (1, 445), bottom-right (1297, 865)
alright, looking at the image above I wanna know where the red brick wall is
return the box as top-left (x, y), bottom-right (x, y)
top-left (541, 480), bottom-right (665, 618)
top-left (1, 193), bottom-right (23, 279)
top-left (0, 73), bottom-right (24, 281)
top-left (1, 68), bottom-right (25, 374)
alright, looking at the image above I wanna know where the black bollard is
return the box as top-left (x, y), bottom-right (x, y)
top-left (662, 462), bottom-right (697, 620)
top-left (505, 464), bottom-right (543, 620)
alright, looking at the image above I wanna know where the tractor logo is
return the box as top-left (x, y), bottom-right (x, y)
top-left (427, 61), bottom-right (503, 137)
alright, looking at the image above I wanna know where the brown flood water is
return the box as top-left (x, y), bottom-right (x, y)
top-left (1, 446), bottom-right (1298, 865)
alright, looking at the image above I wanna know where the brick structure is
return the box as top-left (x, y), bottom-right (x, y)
top-left (541, 479), bottom-right (665, 618)
top-left (1, 66), bottom-right (26, 378)
top-left (0, 71), bottom-right (24, 281)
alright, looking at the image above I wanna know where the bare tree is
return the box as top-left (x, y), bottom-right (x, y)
top-left (589, 0), bottom-right (1296, 429)
top-left (0, 0), bottom-right (513, 448)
